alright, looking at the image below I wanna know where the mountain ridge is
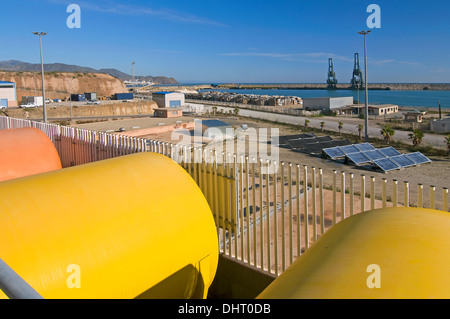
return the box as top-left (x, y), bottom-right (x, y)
top-left (0, 60), bottom-right (178, 84)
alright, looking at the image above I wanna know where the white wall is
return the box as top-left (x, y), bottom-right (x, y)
top-left (430, 119), bottom-right (450, 133)
top-left (303, 97), bottom-right (353, 111)
top-left (0, 87), bottom-right (16, 102)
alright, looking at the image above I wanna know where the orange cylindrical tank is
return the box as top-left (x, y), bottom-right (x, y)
top-left (0, 127), bottom-right (62, 182)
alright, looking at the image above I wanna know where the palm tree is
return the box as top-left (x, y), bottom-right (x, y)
top-left (304, 119), bottom-right (310, 132)
top-left (357, 124), bottom-right (364, 141)
top-left (212, 106), bottom-right (217, 116)
top-left (445, 134), bottom-right (450, 156)
top-left (233, 107), bottom-right (240, 117)
top-left (408, 129), bottom-right (424, 147)
top-left (320, 121), bottom-right (325, 132)
top-left (338, 122), bottom-right (344, 136)
top-left (380, 126), bottom-right (395, 144)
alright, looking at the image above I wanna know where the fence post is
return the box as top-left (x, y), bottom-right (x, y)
top-left (332, 170), bottom-right (337, 225)
top-left (303, 165), bottom-right (309, 251)
top-left (340, 171), bottom-right (345, 221)
top-left (296, 164), bottom-right (302, 257)
top-left (444, 188), bottom-right (449, 212)
top-left (370, 176), bottom-right (375, 211)
top-left (393, 179), bottom-right (398, 208)
top-left (272, 161), bottom-right (278, 276)
top-left (404, 181), bottom-right (409, 208)
top-left (361, 175), bottom-right (366, 213)
top-left (380, 178), bottom-right (386, 208)
top-left (319, 168), bottom-right (325, 235)
top-left (349, 173), bottom-right (354, 217)
top-left (430, 185), bottom-right (436, 210)
top-left (418, 184), bottom-right (424, 208)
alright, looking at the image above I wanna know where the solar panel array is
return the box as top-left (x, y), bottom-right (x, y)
top-left (322, 143), bottom-right (432, 173)
top-left (275, 133), bottom-right (352, 155)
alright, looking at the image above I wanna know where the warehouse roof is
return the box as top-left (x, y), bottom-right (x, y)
top-left (153, 91), bottom-right (176, 95)
top-left (0, 81), bottom-right (15, 85)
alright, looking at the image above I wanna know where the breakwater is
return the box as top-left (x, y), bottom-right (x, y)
top-left (216, 83), bottom-right (450, 91)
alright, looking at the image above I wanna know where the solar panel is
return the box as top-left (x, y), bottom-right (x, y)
top-left (390, 154), bottom-right (417, 168)
top-left (339, 144), bottom-right (361, 155)
top-left (287, 139), bottom-right (308, 149)
top-left (346, 152), bottom-right (372, 165)
top-left (323, 147), bottom-right (346, 159)
top-left (406, 152), bottom-right (432, 165)
top-left (334, 139), bottom-right (352, 147)
top-left (317, 136), bottom-right (333, 142)
top-left (379, 147), bottom-right (401, 157)
top-left (277, 136), bottom-right (289, 145)
top-left (355, 143), bottom-right (376, 152)
top-left (320, 141), bottom-right (338, 150)
top-left (285, 133), bottom-right (316, 141)
top-left (363, 150), bottom-right (387, 161)
top-left (305, 142), bottom-right (327, 155)
top-left (373, 157), bottom-right (402, 172)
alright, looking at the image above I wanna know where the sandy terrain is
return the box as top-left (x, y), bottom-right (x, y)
top-left (73, 113), bottom-right (449, 275)
top-left (73, 114), bottom-right (449, 211)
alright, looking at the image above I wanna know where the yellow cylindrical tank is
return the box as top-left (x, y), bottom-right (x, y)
top-left (0, 127), bottom-right (62, 182)
top-left (258, 207), bottom-right (450, 299)
top-left (0, 152), bottom-right (218, 299)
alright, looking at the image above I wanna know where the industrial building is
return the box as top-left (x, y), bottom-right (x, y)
top-left (430, 118), bottom-right (450, 133)
top-left (303, 97), bottom-right (354, 112)
top-left (84, 92), bottom-right (97, 101)
top-left (70, 94), bottom-right (86, 102)
top-left (342, 104), bottom-right (399, 117)
top-left (152, 92), bottom-right (185, 109)
top-left (0, 81), bottom-right (17, 108)
top-left (113, 93), bottom-right (134, 100)
top-left (154, 108), bottom-right (183, 118)
top-left (22, 96), bottom-right (44, 106)
top-left (403, 110), bottom-right (425, 123)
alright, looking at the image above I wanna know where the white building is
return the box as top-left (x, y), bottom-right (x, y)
top-left (303, 97), bottom-right (354, 112)
top-left (0, 81), bottom-right (17, 108)
top-left (430, 118), bottom-right (450, 133)
top-left (22, 96), bottom-right (44, 106)
top-left (152, 92), bottom-right (185, 108)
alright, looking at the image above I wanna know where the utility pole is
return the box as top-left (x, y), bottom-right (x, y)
top-left (358, 30), bottom-right (371, 142)
top-left (132, 61), bottom-right (135, 94)
top-left (33, 32), bottom-right (47, 123)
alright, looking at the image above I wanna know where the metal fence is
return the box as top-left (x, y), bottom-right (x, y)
top-left (1, 116), bottom-right (449, 278)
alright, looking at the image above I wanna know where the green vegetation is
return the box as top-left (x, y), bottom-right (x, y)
top-left (380, 125), bottom-right (395, 144)
top-left (408, 129), bottom-right (425, 147)
top-left (304, 119), bottom-right (310, 132)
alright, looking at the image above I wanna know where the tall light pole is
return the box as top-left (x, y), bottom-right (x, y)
top-left (358, 30), bottom-right (371, 142)
top-left (33, 32), bottom-right (48, 123)
top-left (131, 61), bottom-right (135, 94)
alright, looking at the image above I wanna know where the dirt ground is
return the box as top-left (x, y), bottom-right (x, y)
top-left (72, 114), bottom-right (450, 210)
top-left (72, 114), bottom-right (449, 275)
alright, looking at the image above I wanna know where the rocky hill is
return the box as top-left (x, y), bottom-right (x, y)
top-left (0, 60), bottom-right (178, 84)
top-left (0, 71), bottom-right (128, 100)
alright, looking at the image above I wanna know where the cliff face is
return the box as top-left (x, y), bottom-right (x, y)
top-left (0, 71), bottom-right (128, 100)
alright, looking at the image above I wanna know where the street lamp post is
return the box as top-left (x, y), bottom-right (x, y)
top-left (33, 32), bottom-right (48, 123)
top-left (358, 30), bottom-right (371, 142)
top-left (131, 61), bottom-right (135, 94)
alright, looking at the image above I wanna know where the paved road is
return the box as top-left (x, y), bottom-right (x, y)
top-left (187, 103), bottom-right (448, 150)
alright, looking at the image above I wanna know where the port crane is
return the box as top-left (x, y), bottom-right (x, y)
top-left (351, 53), bottom-right (364, 88)
top-left (327, 58), bottom-right (338, 89)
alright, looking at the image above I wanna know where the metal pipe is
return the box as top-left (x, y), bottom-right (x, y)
top-left (0, 258), bottom-right (43, 299)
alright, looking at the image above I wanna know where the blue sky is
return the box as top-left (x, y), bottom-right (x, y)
top-left (1, 0), bottom-right (450, 83)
